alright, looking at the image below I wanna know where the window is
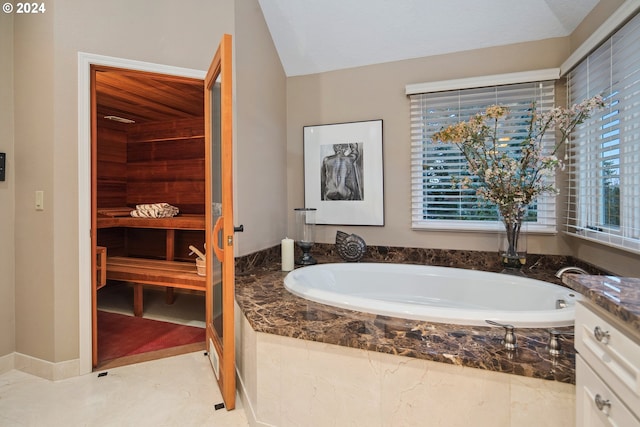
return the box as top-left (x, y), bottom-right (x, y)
top-left (566, 12), bottom-right (640, 253)
top-left (409, 80), bottom-right (557, 231)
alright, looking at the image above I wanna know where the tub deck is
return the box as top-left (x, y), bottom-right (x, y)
top-left (235, 258), bottom-right (576, 384)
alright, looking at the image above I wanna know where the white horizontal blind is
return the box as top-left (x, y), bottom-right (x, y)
top-left (566, 11), bottom-right (640, 253)
top-left (410, 81), bottom-right (557, 231)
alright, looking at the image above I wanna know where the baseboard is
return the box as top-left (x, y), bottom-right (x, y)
top-left (13, 352), bottom-right (80, 380)
top-left (0, 352), bottom-right (15, 375)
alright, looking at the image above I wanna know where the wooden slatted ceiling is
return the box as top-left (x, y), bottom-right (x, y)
top-left (95, 67), bottom-right (204, 124)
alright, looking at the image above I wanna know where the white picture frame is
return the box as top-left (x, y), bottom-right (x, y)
top-left (303, 119), bottom-right (384, 225)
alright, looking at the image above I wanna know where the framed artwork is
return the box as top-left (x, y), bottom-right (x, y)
top-left (303, 119), bottom-right (384, 225)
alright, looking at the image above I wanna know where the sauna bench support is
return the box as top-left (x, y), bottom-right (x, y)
top-left (105, 256), bottom-right (205, 317)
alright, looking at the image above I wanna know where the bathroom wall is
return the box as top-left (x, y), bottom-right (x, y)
top-left (13, 0), bottom-right (223, 363)
top-left (234, 0), bottom-right (288, 255)
top-left (7, 0), bottom-right (635, 368)
top-left (0, 12), bottom-right (16, 360)
top-left (286, 38), bottom-right (571, 254)
top-left (13, 7), bottom-right (56, 363)
top-left (11, 0), bottom-right (287, 365)
top-left (563, 0), bottom-right (640, 276)
top-left (569, 0), bottom-right (625, 51)
top-left (286, 1), bottom-right (640, 277)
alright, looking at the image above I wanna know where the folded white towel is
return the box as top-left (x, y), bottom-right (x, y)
top-left (212, 202), bottom-right (222, 216)
top-left (130, 203), bottom-right (179, 218)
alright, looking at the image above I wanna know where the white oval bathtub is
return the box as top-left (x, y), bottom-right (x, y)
top-left (283, 263), bottom-right (581, 328)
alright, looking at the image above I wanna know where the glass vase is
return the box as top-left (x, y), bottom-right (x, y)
top-left (294, 208), bottom-right (317, 265)
top-left (497, 204), bottom-right (527, 275)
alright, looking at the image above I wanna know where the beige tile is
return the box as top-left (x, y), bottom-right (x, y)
top-left (277, 338), bottom-right (315, 427)
top-left (304, 342), bottom-right (381, 426)
top-left (256, 332), bottom-right (285, 424)
top-left (0, 352), bottom-right (250, 427)
top-left (378, 353), bottom-right (510, 427)
top-left (510, 374), bottom-right (575, 427)
top-left (263, 336), bottom-right (383, 426)
top-left (236, 311), bottom-right (258, 403)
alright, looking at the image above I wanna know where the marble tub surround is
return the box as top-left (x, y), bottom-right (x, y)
top-left (562, 274), bottom-right (640, 335)
top-left (290, 243), bottom-right (606, 283)
top-left (235, 243), bottom-right (607, 276)
top-left (237, 316), bottom-right (576, 427)
top-left (235, 243), bottom-right (607, 285)
top-left (236, 244), bottom-right (282, 273)
top-left (235, 259), bottom-right (577, 384)
top-left (234, 245), bottom-right (612, 424)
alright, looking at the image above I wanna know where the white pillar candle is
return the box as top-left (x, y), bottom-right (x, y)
top-left (281, 237), bottom-right (294, 271)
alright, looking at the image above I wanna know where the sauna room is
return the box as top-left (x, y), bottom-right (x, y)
top-left (92, 66), bottom-right (207, 368)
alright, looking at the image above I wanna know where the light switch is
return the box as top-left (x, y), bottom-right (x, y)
top-left (35, 191), bottom-right (44, 211)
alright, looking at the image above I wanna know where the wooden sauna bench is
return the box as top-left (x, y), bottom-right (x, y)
top-left (96, 214), bottom-right (206, 230)
top-left (97, 214), bottom-right (206, 317)
top-left (105, 257), bottom-right (205, 316)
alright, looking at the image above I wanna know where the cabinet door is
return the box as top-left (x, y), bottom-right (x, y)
top-left (575, 302), bottom-right (640, 415)
top-left (204, 33), bottom-right (235, 410)
top-left (577, 357), bottom-right (640, 426)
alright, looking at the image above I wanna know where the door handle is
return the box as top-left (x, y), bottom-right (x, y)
top-left (212, 216), bottom-right (224, 262)
top-left (234, 225), bottom-right (244, 233)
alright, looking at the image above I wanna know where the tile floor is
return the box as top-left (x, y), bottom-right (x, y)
top-left (98, 283), bottom-right (206, 328)
top-left (0, 351), bottom-right (250, 427)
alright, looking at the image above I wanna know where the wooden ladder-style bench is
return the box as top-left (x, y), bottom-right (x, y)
top-left (105, 256), bottom-right (206, 317)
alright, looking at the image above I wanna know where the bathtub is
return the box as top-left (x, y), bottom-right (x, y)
top-left (283, 263), bottom-right (581, 327)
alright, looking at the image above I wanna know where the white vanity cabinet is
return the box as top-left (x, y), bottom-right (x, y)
top-left (575, 302), bottom-right (640, 426)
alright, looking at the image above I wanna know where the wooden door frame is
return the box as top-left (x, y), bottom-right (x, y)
top-left (77, 52), bottom-right (205, 374)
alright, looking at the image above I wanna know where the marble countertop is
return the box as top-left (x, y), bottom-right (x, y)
top-left (235, 255), bottom-right (577, 384)
top-left (562, 274), bottom-right (640, 336)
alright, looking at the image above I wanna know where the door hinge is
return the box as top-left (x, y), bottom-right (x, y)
top-left (227, 235), bottom-right (233, 246)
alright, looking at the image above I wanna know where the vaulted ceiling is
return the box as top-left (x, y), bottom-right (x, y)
top-left (94, 1), bottom-right (601, 123)
top-left (258, 0), bottom-right (601, 76)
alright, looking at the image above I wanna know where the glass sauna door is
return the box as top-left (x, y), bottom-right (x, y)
top-left (204, 33), bottom-right (235, 410)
